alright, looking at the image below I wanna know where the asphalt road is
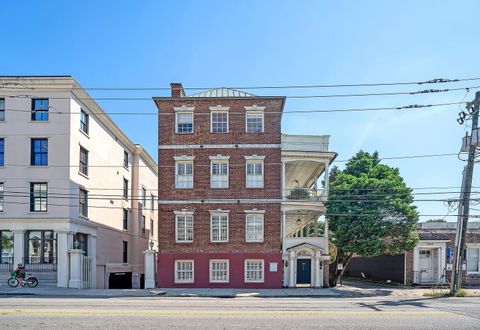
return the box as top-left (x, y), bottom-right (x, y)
top-left (0, 296), bottom-right (479, 329)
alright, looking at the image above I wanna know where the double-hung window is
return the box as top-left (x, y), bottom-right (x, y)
top-left (244, 260), bottom-right (264, 283)
top-left (31, 99), bottom-right (49, 121)
top-left (175, 260), bottom-right (194, 283)
top-left (150, 194), bottom-right (155, 212)
top-left (141, 187), bottom-right (146, 208)
top-left (175, 213), bottom-right (193, 242)
top-left (122, 209), bottom-right (128, 231)
top-left (123, 178), bottom-right (128, 200)
top-left (467, 247), bottom-right (480, 273)
top-left (210, 213), bottom-right (228, 242)
top-left (31, 138), bottom-right (48, 166)
top-left (79, 146), bottom-right (88, 176)
top-left (30, 183), bottom-right (47, 212)
top-left (0, 138), bottom-right (4, 166)
top-left (210, 260), bottom-right (229, 283)
top-left (150, 219), bottom-right (154, 237)
top-left (210, 157), bottom-right (229, 188)
top-left (211, 111), bottom-right (228, 133)
top-left (175, 161), bottom-right (193, 189)
top-left (246, 213), bottom-right (264, 242)
top-left (122, 241), bottom-right (128, 263)
top-left (0, 98), bottom-right (4, 121)
top-left (80, 109), bottom-right (89, 134)
top-left (246, 157), bottom-right (264, 188)
top-left (123, 150), bottom-right (129, 169)
top-left (141, 215), bottom-right (146, 234)
top-left (246, 112), bottom-right (264, 133)
top-left (176, 112), bottom-right (193, 133)
top-left (0, 183), bottom-right (4, 212)
top-left (79, 188), bottom-right (88, 217)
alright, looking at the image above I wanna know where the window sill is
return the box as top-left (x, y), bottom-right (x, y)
top-left (175, 132), bottom-right (194, 135)
top-left (79, 214), bottom-right (89, 220)
top-left (27, 211), bottom-right (48, 214)
top-left (29, 120), bottom-right (50, 123)
top-left (244, 280), bottom-right (265, 284)
top-left (78, 172), bottom-right (89, 179)
top-left (209, 280), bottom-right (229, 284)
top-left (210, 241), bottom-right (229, 244)
top-left (29, 165), bottom-right (49, 168)
top-left (246, 240), bottom-right (264, 243)
top-left (79, 129), bottom-right (90, 139)
top-left (175, 241), bottom-right (193, 244)
top-left (175, 187), bottom-right (194, 190)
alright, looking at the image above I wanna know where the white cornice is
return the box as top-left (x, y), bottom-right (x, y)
top-left (245, 155), bottom-right (266, 160)
top-left (159, 144), bottom-right (280, 150)
top-left (244, 105), bottom-right (265, 112)
top-left (174, 105), bottom-right (195, 112)
top-left (174, 155), bottom-right (195, 161)
top-left (209, 155), bottom-right (230, 160)
top-left (209, 209), bottom-right (230, 214)
top-left (209, 105), bottom-right (230, 111)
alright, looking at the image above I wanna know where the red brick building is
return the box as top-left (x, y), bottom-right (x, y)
top-left (154, 84), bottom-right (335, 288)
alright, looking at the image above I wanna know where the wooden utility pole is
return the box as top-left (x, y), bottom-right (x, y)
top-left (450, 91), bottom-right (480, 294)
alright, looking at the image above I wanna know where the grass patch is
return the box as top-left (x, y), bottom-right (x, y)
top-left (423, 289), bottom-right (480, 297)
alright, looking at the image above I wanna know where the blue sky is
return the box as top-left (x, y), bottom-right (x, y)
top-left (1, 0), bottom-right (479, 221)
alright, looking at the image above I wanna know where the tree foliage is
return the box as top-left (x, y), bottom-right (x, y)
top-left (328, 151), bottom-right (419, 286)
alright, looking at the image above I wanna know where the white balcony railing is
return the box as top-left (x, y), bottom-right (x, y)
top-left (283, 237), bottom-right (328, 251)
top-left (281, 134), bottom-right (330, 153)
top-left (283, 188), bottom-right (325, 202)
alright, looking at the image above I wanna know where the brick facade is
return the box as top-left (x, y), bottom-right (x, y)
top-left (154, 85), bottom-right (285, 288)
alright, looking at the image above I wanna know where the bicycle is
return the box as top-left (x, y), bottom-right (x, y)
top-left (7, 271), bottom-right (38, 288)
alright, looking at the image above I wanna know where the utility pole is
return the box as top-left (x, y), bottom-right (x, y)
top-left (450, 91), bottom-right (480, 294)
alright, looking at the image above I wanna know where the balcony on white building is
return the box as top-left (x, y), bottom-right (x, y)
top-left (280, 134), bottom-right (336, 287)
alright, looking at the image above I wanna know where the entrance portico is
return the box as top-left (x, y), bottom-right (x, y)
top-left (284, 243), bottom-right (328, 287)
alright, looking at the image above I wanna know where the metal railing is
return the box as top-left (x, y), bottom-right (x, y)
top-left (23, 257), bottom-right (57, 272)
top-left (0, 257), bottom-right (14, 271)
top-left (283, 188), bottom-right (324, 201)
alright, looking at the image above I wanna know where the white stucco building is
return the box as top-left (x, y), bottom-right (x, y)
top-left (0, 76), bottom-right (158, 289)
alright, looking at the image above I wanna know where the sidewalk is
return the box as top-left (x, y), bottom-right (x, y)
top-left (0, 285), bottom-right (340, 298)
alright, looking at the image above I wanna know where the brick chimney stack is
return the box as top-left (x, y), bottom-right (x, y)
top-left (170, 83), bottom-right (185, 98)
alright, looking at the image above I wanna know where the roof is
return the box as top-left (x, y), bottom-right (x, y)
top-left (189, 87), bottom-right (256, 98)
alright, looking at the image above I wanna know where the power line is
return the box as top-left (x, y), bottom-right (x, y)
top-left (2, 77), bottom-right (480, 91)
top-left (1, 86), bottom-right (478, 101)
top-left (2, 101), bottom-right (467, 116)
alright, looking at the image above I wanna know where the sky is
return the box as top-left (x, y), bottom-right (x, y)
top-left (1, 0), bottom-right (479, 221)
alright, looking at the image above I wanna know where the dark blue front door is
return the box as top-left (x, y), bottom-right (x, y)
top-left (296, 259), bottom-right (311, 285)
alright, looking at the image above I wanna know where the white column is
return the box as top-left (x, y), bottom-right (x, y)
top-left (281, 161), bottom-right (286, 200)
top-left (289, 251), bottom-right (296, 287)
top-left (324, 161), bottom-right (330, 198)
top-left (324, 217), bottom-right (329, 253)
top-left (13, 230), bottom-right (24, 267)
top-left (314, 252), bottom-right (321, 287)
top-left (282, 211), bottom-right (287, 253)
top-left (57, 231), bottom-right (70, 288)
top-left (144, 249), bottom-right (156, 289)
top-left (88, 235), bottom-right (97, 288)
top-left (68, 249), bottom-right (83, 289)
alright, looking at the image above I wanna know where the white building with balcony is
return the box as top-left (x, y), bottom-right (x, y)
top-left (0, 76), bottom-right (158, 289)
top-left (281, 134), bottom-right (336, 287)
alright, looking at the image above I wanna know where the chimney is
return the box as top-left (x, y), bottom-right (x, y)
top-left (170, 83), bottom-right (185, 98)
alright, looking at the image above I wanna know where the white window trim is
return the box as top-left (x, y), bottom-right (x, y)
top-left (245, 213), bottom-right (264, 243)
top-left (209, 105), bottom-right (230, 111)
top-left (244, 259), bottom-right (265, 283)
top-left (175, 260), bottom-right (194, 284)
top-left (245, 159), bottom-right (264, 188)
top-left (466, 244), bottom-right (480, 274)
top-left (244, 105), bottom-right (265, 112)
top-left (210, 159), bottom-right (229, 189)
top-left (209, 259), bottom-right (230, 283)
top-left (245, 111), bottom-right (265, 133)
top-left (175, 160), bottom-right (194, 189)
top-left (175, 111), bottom-right (194, 134)
top-left (175, 214), bottom-right (194, 243)
top-left (210, 212), bottom-right (229, 243)
top-left (210, 110), bottom-right (229, 133)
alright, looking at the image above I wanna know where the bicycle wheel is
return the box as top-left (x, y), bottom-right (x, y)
top-left (7, 278), bottom-right (19, 287)
top-left (26, 278), bottom-right (38, 288)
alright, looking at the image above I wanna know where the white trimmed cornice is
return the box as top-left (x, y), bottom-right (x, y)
top-left (244, 105), bottom-right (265, 112)
top-left (159, 144), bottom-right (280, 150)
top-left (174, 105), bottom-right (195, 112)
top-left (245, 155), bottom-right (266, 160)
top-left (209, 105), bottom-right (230, 111)
top-left (244, 209), bottom-right (266, 214)
top-left (173, 155), bottom-right (195, 161)
top-left (174, 209), bottom-right (194, 215)
top-left (209, 209), bottom-right (231, 214)
top-left (209, 155), bottom-right (230, 161)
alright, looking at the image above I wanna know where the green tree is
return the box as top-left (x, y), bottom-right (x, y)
top-left (328, 151), bottom-right (419, 286)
